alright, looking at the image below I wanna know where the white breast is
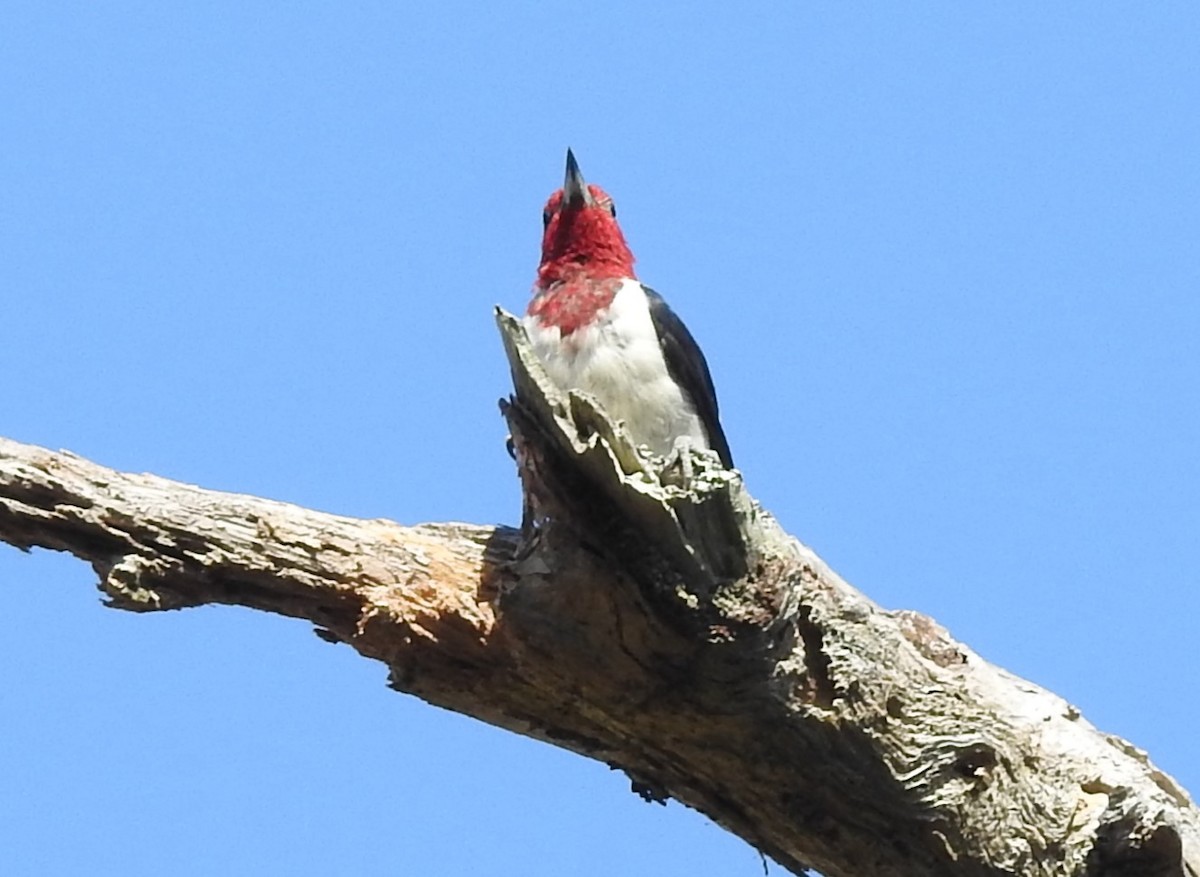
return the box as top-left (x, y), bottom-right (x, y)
top-left (523, 278), bottom-right (707, 459)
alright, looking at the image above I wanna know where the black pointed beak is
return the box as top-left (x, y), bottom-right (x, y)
top-left (563, 148), bottom-right (595, 208)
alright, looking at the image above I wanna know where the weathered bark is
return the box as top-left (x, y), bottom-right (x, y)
top-left (0, 309), bottom-right (1196, 877)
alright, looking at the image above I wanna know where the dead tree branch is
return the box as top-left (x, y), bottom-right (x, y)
top-left (0, 309), bottom-right (1196, 877)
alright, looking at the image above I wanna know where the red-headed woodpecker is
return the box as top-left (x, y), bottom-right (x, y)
top-left (524, 150), bottom-right (733, 469)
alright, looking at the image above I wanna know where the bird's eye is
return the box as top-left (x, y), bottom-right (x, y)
top-left (542, 210), bottom-right (551, 228)
top-left (608, 202), bottom-right (617, 218)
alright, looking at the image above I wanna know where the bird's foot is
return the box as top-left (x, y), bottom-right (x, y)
top-left (659, 436), bottom-right (698, 487)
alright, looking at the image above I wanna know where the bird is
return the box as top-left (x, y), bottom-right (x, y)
top-left (523, 149), bottom-right (733, 470)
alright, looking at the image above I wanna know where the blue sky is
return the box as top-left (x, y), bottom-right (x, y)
top-left (2, 4), bottom-right (1198, 874)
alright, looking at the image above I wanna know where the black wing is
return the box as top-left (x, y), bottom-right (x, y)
top-left (643, 286), bottom-right (734, 468)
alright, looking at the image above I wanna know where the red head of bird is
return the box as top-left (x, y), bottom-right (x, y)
top-left (536, 149), bottom-right (636, 291)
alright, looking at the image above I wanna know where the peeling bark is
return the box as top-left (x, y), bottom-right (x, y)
top-left (0, 309), bottom-right (1197, 877)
